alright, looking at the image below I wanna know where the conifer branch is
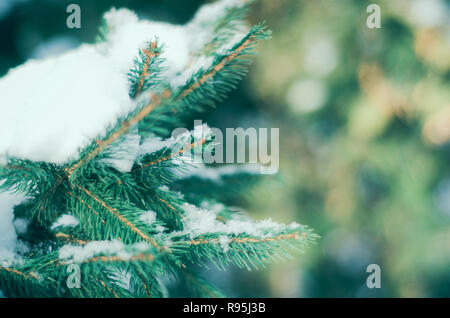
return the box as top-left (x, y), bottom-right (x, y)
top-left (65, 97), bottom-right (162, 179)
top-left (134, 269), bottom-right (152, 297)
top-left (98, 279), bottom-right (120, 298)
top-left (66, 26), bottom-right (267, 179)
top-left (55, 232), bottom-right (88, 245)
top-left (68, 190), bottom-right (107, 225)
top-left (138, 138), bottom-right (206, 170)
top-left (187, 232), bottom-right (307, 246)
top-left (0, 266), bottom-right (39, 280)
top-left (73, 184), bottom-right (160, 249)
top-left (179, 37), bottom-right (254, 100)
top-left (134, 42), bottom-right (160, 98)
top-left (182, 270), bottom-right (223, 298)
top-left (0, 3), bottom-right (316, 298)
top-left (158, 197), bottom-right (184, 220)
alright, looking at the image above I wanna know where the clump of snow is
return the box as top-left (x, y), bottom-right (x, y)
top-left (0, 190), bottom-right (27, 266)
top-left (0, 1), bottom-right (248, 165)
top-left (155, 225), bottom-right (166, 233)
top-left (190, 0), bottom-right (243, 28)
top-left (101, 132), bottom-right (141, 172)
top-left (103, 7), bottom-right (139, 29)
top-left (187, 0), bottom-right (245, 52)
top-left (59, 240), bottom-right (125, 263)
top-left (102, 0), bottom-right (249, 90)
top-left (218, 235), bottom-right (232, 252)
top-left (192, 123), bottom-right (212, 140)
top-left (104, 9), bottom-right (190, 84)
top-left (175, 202), bottom-right (301, 240)
top-left (0, 44), bottom-right (133, 164)
top-left (158, 185), bottom-right (170, 192)
top-left (139, 211), bottom-right (157, 225)
top-left (13, 218), bottom-right (29, 235)
top-left (158, 185), bottom-right (185, 199)
top-left (103, 1), bottom-right (248, 90)
top-left (51, 214), bottom-right (80, 230)
top-left (59, 240), bottom-right (152, 263)
top-left (138, 136), bottom-right (167, 156)
top-left (169, 55), bottom-right (215, 88)
top-left (201, 201), bottom-right (225, 213)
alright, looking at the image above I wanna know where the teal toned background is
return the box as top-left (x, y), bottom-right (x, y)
top-left (1, 0), bottom-right (449, 297)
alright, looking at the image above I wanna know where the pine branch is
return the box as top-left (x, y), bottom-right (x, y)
top-left (193, 0), bottom-right (252, 56)
top-left (129, 41), bottom-right (163, 99)
top-left (139, 138), bottom-right (206, 170)
top-left (171, 228), bottom-right (316, 271)
top-left (176, 24), bottom-right (270, 103)
top-left (134, 187), bottom-right (185, 231)
top-left (98, 278), bottom-right (120, 298)
top-left (68, 184), bottom-right (161, 249)
top-left (78, 185), bottom-right (156, 246)
top-left (65, 24), bottom-right (269, 180)
top-left (0, 266), bottom-right (39, 280)
top-left (0, 3), bottom-right (317, 298)
top-left (65, 96), bottom-right (162, 179)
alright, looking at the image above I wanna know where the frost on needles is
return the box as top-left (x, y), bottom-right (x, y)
top-left (0, 0), bottom-right (316, 298)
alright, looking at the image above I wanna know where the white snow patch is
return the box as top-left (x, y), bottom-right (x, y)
top-left (169, 55), bottom-right (215, 89)
top-left (59, 240), bottom-right (125, 263)
top-left (159, 185), bottom-right (170, 192)
top-left (0, 190), bottom-right (27, 266)
top-left (138, 136), bottom-right (166, 156)
top-left (59, 240), bottom-right (151, 263)
top-left (155, 225), bottom-right (166, 233)
top-left (103, 7), bottom-right (139, 29)
top-left (101, 132), bottom-right (141, 172)
top-left (51, 214), bottom-right (80, 230)
top-left (176, 202), bottom-right (300, 240)
top-left (0, 44), bottom-right (133, 163)
top-left (104, 11), bottom-right (190, 84)
top-left (218, 235), bottom-right (232, 252)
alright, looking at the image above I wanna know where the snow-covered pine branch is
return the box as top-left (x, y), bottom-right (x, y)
top-left (0, 0), bottom-right (316, 298)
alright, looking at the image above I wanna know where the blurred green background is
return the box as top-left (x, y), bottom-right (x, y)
top-left (1, 0), bottom-right (449, 297)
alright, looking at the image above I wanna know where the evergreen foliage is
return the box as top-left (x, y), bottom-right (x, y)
top-left (0, 0), bottom-right (316, 298)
